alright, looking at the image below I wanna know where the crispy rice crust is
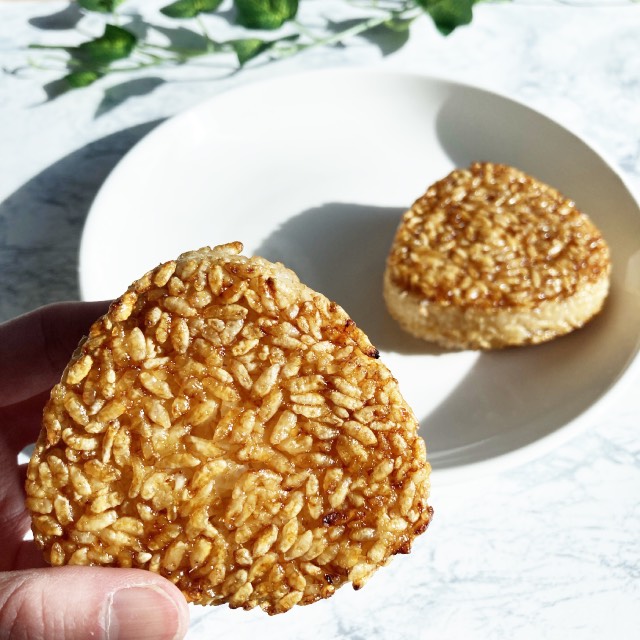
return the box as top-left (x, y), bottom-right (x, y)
top-left (384, 162), bottom-right (611, 349)
top-left (26, 242), bottom-right (432, 615)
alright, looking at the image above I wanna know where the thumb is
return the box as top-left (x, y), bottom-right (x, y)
top-left (0, 566), bottom-right (190, 640)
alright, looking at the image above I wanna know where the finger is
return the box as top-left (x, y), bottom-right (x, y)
top-left (0, 390), bottom-right (50, 454)
top-left (12, 540), bottom-right (48, 571)
top-left (0, 301), bottom-right (111, 407)
top-left (0, 445), bottom-right (33, 571)
top-left (0, 566), bottom-right (189, 640)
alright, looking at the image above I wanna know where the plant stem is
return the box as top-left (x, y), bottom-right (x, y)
top-left (306, 13), bottom-right (394, 49)
top-left (29, 0), bottom-right (636, 94)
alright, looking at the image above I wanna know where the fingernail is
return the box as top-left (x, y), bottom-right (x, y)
top-left (107, 585), bottom-right (183, 640)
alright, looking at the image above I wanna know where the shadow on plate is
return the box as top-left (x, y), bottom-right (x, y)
top-left (433, 84), bottom-right (627, 232)
top-left (421, 285), bottom-right (622, 470)
top-left (255, 202), bottom-right (446, 355)
top-left (0, 120), bottom-right (163, 321)
top-left (434, 86), bottom-right (522, 170)
top-left (256, 200), bottom-right (628, 471)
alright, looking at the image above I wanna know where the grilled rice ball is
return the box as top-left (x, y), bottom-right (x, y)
top-left (26, 242), bottom-right (432, 615)
top-left (384, 162), bottom-right (611, 349)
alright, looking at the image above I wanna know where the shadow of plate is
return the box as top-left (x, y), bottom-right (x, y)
top-left (0, 120), bottom-right (163, 322)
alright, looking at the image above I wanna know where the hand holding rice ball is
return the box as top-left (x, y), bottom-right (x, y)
top-left (26, 242), bottom-right (433, 615)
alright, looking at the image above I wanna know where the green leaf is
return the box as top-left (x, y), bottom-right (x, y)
top-left (416, 0), bottom-right (475, 35)
top-left (77, 0), bottom-right (125, 13)
top-left (230, 38), bottom-right (270, 65)
top-left (74, 24), bottom-right (137, 63)
top-left (234, 0), bottom-right (299, 30)
top-left (229, 34), bottom-right (297, 65)
top-left (160, 0), bottom-right (223, 19)
top-left (64, 69), bottom-right (103, 88)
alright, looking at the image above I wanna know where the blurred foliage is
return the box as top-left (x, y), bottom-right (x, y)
top-left (27, 0), bottom-right (484, 96)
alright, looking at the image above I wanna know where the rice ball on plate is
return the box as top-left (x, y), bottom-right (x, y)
top-left (384, 162), bottom-right (611, 349)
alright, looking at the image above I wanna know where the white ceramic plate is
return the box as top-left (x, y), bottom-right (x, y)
top-left (80, 69), bottom-right (640, 485)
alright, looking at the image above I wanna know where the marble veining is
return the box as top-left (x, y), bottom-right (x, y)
top-left (1, 2), bottom-right (639, 638)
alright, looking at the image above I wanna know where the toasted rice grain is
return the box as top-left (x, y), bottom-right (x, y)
top-left (385, 162), bottom-right (611, 348)
top-left (27, 242), bottom-right (432, 615)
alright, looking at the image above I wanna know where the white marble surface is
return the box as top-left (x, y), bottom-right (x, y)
top-left (1, 2), bottom-right (640, 639)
